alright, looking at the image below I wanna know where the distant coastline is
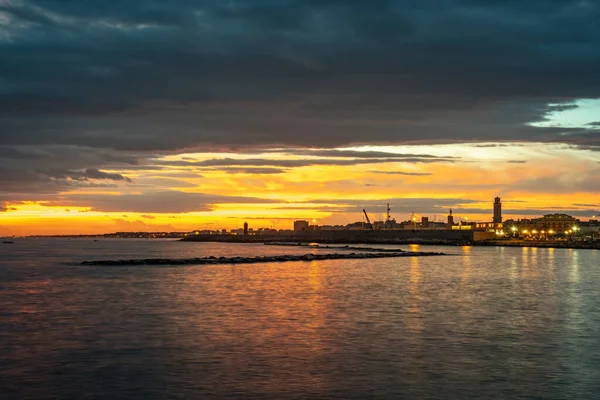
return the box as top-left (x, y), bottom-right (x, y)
top-left (181, 234), bottom-right (600, 250)
top-left (7, 232), bottom-right (600, 250)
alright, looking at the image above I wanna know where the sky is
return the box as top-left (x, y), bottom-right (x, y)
top-left (1, 0), bottom-right (600, 235)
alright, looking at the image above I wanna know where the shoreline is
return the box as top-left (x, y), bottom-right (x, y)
top-left (181, 235), bottom-right (600, 250)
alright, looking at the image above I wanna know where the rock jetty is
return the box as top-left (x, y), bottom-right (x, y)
top-left (264, 242), bottom-right (406, 253)
top-left (81, 251), bottom-right (445, 266)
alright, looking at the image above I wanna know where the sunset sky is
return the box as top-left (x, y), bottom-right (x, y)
top-left (1, 0), bottom-right (600, 235)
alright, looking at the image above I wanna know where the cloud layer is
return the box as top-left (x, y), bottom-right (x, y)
top-left (2, 1), bottom-right (600, 232)
top-left (2, 0), bottom-right (600, 153)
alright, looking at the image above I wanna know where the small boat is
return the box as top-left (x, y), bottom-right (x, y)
top-left (3, 241), bottom-right (14, 244)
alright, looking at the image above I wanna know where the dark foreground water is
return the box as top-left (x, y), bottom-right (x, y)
top-left (1, 239), bottom-right (600, 399)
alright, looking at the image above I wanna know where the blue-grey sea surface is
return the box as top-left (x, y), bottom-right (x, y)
top-left (1, 238), bottom-right (600, 399)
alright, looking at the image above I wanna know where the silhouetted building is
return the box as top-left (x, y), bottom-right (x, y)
top-left (493, 197), bottom-right (502, 223)
top-left (294, 220), bottom-right (309, 232)
top-left (243, 222), bottom-right (248, 235)
top-left (447, 209), bottom-right (454, 229)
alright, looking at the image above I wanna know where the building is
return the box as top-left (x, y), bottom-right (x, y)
top-left (493, 197), bottom-right (502, 224)
top-left (447, 209), bottom-right (454, 229)
top-left (243, 222), bottom-right (248, 235)
top-left (504, 214), bottom-right (581, 235)
top-left (293, 220), bottom-right (310, 232)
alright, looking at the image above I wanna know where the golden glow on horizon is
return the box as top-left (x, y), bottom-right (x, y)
top-left (1, 143), bottom-right (599, 235)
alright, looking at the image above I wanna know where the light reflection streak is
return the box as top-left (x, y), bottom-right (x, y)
top-left (521, 247), bottom-right (530, 276)
top-left (547, 248), bottom-right (555, 280)
top-left (566, 249), bottom-right (583, 330)
top-left (461, 246), bottom-right (472, 283)
top-left (407, 256), bottom-right (423, 336)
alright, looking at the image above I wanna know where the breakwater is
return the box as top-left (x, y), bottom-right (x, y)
top-left (81, 251), bottom-right (446, 266)
top-left (181, 230), bottom-right (487, 245)
top-left (182, 233), bottom-right (600, 250)
top-left (263, 243), bottom-right (409, 252)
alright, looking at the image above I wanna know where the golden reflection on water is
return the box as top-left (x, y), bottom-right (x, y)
top-left (461, 246), bottom-right (472, 283)
top-left (175, 262), bottom-right (333, 396)
top-left (547, 248), bottom-right (555, 280)
top-left (529, 247), bottom-right (539, 277)
top-left (407, 256), bottom-right (423, 336)
top-left (306, 261), bottom-right (326, 337)
top-left (570, 249), bottom-right (580, 283)
top-left (521, 247), bottom-right (530, 277)
top-left (408, 244), bottom-right (421, 252)
top-left (566, 249), bottom-right (583, 329)
top-left (410, 256), bottom-right (421, 288)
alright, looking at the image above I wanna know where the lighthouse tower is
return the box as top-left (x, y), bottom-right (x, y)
top-left (493, 197), bottom-right (502, 224)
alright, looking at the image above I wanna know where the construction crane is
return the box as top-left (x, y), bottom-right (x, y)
top-left (385, 203), bottom-right (393, 229)
top-left (363, 209), bottom-right (373, 230)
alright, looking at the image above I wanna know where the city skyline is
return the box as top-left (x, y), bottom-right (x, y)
top-left (2, 1), bottom-right (600, 235)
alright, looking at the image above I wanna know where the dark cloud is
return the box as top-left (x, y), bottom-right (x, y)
top-left (70, 168), bottom-right (132, 182)
top-left (506, 160), bottom-right (527, 164)
top-left (1, 0), bottom-right (599, 153)
top-left (0, 144), bottom-right (142, 200)
top-left (128, 177), bottom-right (197, 188)
top-left (168, 156), bottom-right (454, 168)
top-left (212, 167), bottom-right (288, 174)
top-left (0, 169), bottom-right (121, 195)
top-left (269, 149), bottom-right (453, 159)
top-left (368, 170), bottom-right (432, 176)
top-left (41, 191), bottom-right (280, 213)
top-left (30, 168), bottom-right (131, 183)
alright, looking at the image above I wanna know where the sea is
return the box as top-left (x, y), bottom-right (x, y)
top-left (1, 238), bottom-right (599, 399)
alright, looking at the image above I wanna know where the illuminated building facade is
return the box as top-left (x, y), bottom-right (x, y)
top-left (504, 214), bottom-right (580, 234)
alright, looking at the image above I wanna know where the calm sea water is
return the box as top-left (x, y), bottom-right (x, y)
top-left (1, 239), bottom-right (600, 399)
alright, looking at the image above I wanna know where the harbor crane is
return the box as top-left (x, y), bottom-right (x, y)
top-left (363, 209), bottom-right (373, 230)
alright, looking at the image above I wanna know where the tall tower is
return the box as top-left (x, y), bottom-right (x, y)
top-left (493, 197), bottom-right (502, 224)
top-left (243, 222), bottom-right (248, 235)
top-left (447, 209), bottom-right (454, 229)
